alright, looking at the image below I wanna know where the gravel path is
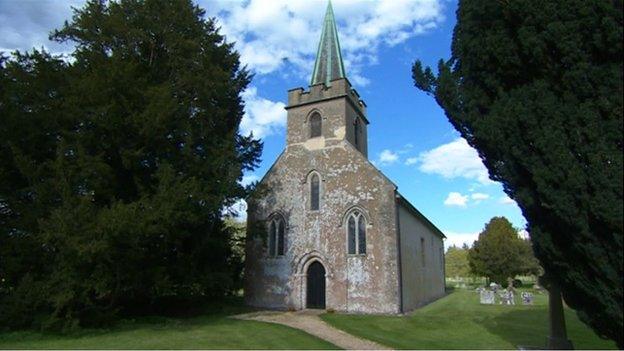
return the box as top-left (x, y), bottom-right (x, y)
top-left (232, 310), bottom-right (390, 350)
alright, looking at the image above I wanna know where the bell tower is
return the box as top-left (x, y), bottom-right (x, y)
top-left (285, 1), bottom-right (369, 157)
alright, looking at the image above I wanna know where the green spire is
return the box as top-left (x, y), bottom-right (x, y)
top-left (310, 0), bottom-right (346, 86)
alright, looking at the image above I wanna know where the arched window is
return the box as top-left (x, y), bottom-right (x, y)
top-left (347, 211), bottom-right (366, 254)
top-left (310, 173), bottom-right (320, 211)
top-left (310, 113), bottom-right (322, 138)
top-left (267, 215), bottom-right (286, 257)
top-left (268, 221), bottom-right (276, 257)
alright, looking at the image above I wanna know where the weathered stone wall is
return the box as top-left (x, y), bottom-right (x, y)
top-left (287, 78), bottom-right (368, 157)
top-left (245, 141), bottom-right (401, 313)
top-left (245, 78), bottom-right (401, 313)
top-left (398, 204), bottom-right (446, 311)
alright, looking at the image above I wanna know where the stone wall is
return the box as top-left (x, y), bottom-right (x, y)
top-left (245, 142), bottom-right (401, 314)
top-left (397, 202), bottom-right (446, 311)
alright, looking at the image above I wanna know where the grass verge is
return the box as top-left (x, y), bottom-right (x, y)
top-left (321, 289), bottom-right (616, 350)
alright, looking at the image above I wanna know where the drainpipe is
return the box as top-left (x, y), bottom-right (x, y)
top-left (395, 192), bottom-right (404, 313)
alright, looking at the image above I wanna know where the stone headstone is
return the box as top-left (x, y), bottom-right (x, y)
top-left (499, 291), bottom-right (510, 305)
top-left (480, 290), bottom-right (495, 304)
top-left (521, 292), bottom-right (534, 305)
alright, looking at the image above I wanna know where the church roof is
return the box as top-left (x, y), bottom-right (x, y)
top-left (310, 1), bottom-right (346, 87)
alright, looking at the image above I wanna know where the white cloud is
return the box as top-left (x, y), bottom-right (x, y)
top-left (443, 230), bottom-right (479, 249)
top-left (416, 138), bottom-right (492, 184)
top-left (200, 0), bottom-right (445, 85)
top-left (404, 157), bottom-right (418, 165)
top-left (378, 149), bottom-right (399, 165)
top-left (223, 198), bottom-right (248, 221)
top-left (240, 174), bottom-right (260, 187)
top-left (470, 192), bottom-right (489, 202)
top-left (518, 229), bottom-right (530, 240)
top-left (444, 192), bottom-right (468, 207)
top-left (499, 195), bottom-right (516, 205)
top-left (240, 87), bottom-right (287, 138)
top-left (0, 1), bottom-right (82, 55)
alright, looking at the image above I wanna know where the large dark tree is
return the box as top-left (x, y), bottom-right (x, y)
top-left (412, 0), bottom-right (622, 345)
top-left (0, 0), bottom-right (260, 330)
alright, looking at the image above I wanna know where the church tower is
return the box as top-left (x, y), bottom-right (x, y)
top-left (286, 2), bottom-right (369, 157)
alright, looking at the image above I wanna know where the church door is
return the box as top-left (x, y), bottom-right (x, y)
top-left (306, 261), bottom-right (326, 309)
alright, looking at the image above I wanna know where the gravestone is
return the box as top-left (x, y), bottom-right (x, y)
top-left (480, 290), bottom-right (495, 304)
top-left (499, 291), bottom-right (512, 305)
top-left (521, 292), bottom-right (534, 305)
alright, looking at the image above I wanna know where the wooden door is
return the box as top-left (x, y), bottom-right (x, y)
top-left (306, 261), bottom-right (326, 309)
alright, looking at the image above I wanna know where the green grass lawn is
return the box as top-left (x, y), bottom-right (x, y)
top-left (321, 289), bottom-right (617, 350)
top-left (0, 308), bottom-right (337, 349)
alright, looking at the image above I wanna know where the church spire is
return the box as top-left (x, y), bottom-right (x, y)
top-left (310, 0), bottom-right (346, 87)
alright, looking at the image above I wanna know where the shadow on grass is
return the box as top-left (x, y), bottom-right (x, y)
top-left (480, 308), bottom-right (549, 349)
top-left (2, 296), bottom-right (255, 341)
top-left (479, 307), bottom-right (616, 350)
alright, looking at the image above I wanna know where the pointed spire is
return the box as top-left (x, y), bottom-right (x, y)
top-left (311, 0), bottom-right (346, 86)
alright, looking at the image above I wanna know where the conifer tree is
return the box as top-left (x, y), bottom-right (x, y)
top-left (0, 0), bottom-right (261, 329)
top-left (468, 217), bottom-right (528, 285)
top-left (412, 0), bottom-right (622, 345)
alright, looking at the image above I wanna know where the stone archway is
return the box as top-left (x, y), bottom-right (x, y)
top-left (294, 251), bottom-right (331, 310)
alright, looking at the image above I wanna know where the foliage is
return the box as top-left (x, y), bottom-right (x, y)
top-left (445, 244), bottom-right (471, 278)
top-left (0, 0), bottom-right (261, 330)
top-left (412, 0), bottom-right (622, 344)
top-left (467, 217), bottom-right (535, 285)
top-left (321, 289), bottom-right (617, 350)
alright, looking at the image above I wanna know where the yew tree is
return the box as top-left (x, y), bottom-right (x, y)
top-left (0, 0), bottom-right (261, 329)
top-left (412, 0), bottom-right (622, 345)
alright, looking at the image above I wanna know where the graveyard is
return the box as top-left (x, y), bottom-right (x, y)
top-left (321, 287), bottom-right (618, 350)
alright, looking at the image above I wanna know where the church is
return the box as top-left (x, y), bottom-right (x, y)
top-left (244, 2), bottom-right (446, 314)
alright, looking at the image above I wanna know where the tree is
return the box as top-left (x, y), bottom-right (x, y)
top-left (445, 245), bottom-right (471, 278)
top-left (412, 0), bottom-right (622, 345)
top-left (468, 217), bottom-right (529, 285)
top-left (0, 0), bottom-right (261, 330)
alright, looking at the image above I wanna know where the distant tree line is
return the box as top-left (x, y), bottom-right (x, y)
top-left (445, 217), bottom-right (541, 286)
top-left (0, 0), bottom-right (261, 330)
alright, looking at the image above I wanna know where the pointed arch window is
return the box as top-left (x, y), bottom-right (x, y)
top-left (347, 211), bottom-right (366, 255)
top-left (310, 113), bottom-right (322, 138)
top-left (267, 215), bottom-right (286, 257)
top-left (310, 173), bottom-right (320, 211)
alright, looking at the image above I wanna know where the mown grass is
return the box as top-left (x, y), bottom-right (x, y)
top-left (0, 301), bottom-right (337, 350)
top-left (321, 289), bottom-right (617, 350)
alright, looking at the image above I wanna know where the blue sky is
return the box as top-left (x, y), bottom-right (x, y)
top-left (0, 0), bottom-right (527, 247)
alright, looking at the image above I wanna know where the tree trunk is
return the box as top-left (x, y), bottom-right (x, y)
top-left (547, 284), bottom-right (574, 349)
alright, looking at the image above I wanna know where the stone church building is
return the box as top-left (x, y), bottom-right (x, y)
top-left (244, 2), bottom-right (446, 314)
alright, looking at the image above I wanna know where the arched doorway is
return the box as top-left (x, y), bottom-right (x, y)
top-left (306, 261), bottom-right (326, 309)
